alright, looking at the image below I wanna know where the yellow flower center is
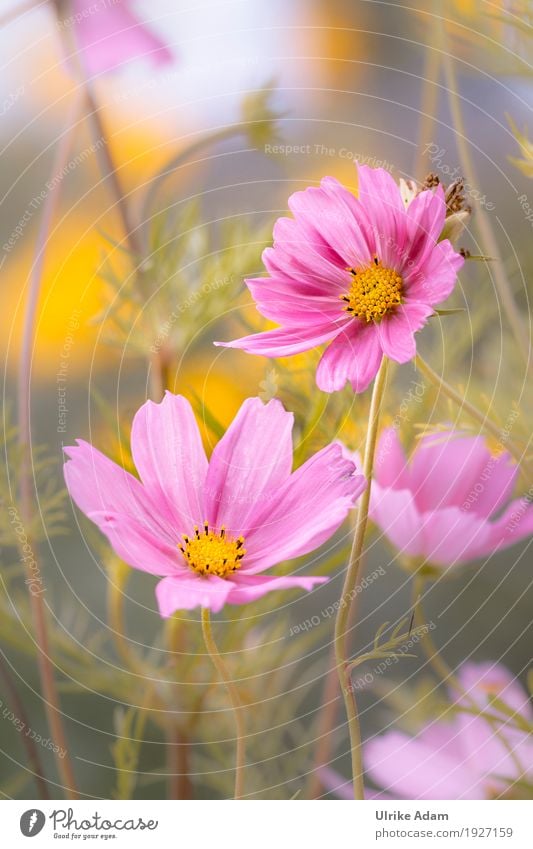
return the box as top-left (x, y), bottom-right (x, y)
top-left (179, 522), bottom-right (246, 578)
top-left (341, 257), bottom-right (403, 322)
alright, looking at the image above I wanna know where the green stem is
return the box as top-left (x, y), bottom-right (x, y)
top-left (201, 608), bottom-right (245, 800)
top-left (139, 126), bottom-right (237, 246)
top-left (412, 574), bottom-right (525, 780)
top-left (439, 21), bottom-right (530, 365)
top-left (55, 12), bottom-right (166, 400)
top-left (165, 615), bottom-right (193, 800)
top-left (80, 86), bottom-right (165, 400)
top-left (17, 90), bottom-right (82, 800)
top-left (415, 353), bottom-right (532, 479)
top-left (305, 641), bottom-right (340, 799)
top-left (0, 653), bottom-right (50, 799)
top-left (107, 563), bottom-right (145, 675)
top-left (166, 727), bottom-right (192, 800)
top-left (334, 357), bottom-right (389, 800)
top-left (415, 42), bottom-right (441, 173)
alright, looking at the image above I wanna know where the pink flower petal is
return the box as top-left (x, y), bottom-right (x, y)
top-left (131, 392), bottom-right (207, 535)
top-left (317, 766), bottom-right (355, 800)
top-left (371, 429), bottom-right (533, 569)
top-left (72, 0), bottom-right (173, 76)
top-left (316, 320), bottom-right (383, 393)
top-left (468, 453), bottom-right (517, 518)
top-left (404, 184), bottom-right (446, 271)
top-left (225, 572), bottom-right (327, 604)
top-left (374, 427), bottom-right (411, 489)
top-left (356, 165), bottom-right (405, 215)
top-left (419, 506), bottom-right (492, 565)
top-left (484, 498), bottom-right (533, 554)
top-left (64, 439), bottom-right (146, 517)
top-left (63, 440), bottom-right (180, 575)
top-left (64, 439), bottom-right (173, 539)
top-left (204, 398), bottom-right (293, 532)
top-left (410, 433), bottom-right (491, 513)
top-left (88, 511), bottom-right (181, 576)
top-left (406, 238), bottom-right (464, 304)
top-left (369, 483), bottom-right (425, 558)
top-left (376, 301), bottom-right (433, 363)
top-left (457, 662), bottom-right (533, 723)
top-left (246, 276), bottom-right (346, 327)
top-left (288, 177), bottom-right (372, 268)
top-left (155, 574), bottom-right (232, 616)
top-left (455, 664), bottom-right (533, 788)
top-left (365, 730), bottom-right (483, 800)
top-left (215, 323), bottom-right (342, 357)
top-left (268, 217), bottom-right (354, 291)
top-left (355, 164), bottom-right (407, 267)
top-left (241, 442), bottom-right (365, 572)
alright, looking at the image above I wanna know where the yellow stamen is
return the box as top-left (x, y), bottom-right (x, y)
top-left (341, 257), bottom-right (403, 323)
top-left (179, 522), bottom-right (246, 578)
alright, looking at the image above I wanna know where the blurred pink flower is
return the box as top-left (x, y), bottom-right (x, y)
top-left (370, 428), bottom-right (533, 569)
top-left (318, 766), bottom-right (386, 800)
top-left (364, 662), bottom-right (533, 799)
top-left (69, 0), bottom-right (172, 76)
top-left (217, 165), bottom-right (463, 393)
top-left (64, 393), bottom-right (365, 615)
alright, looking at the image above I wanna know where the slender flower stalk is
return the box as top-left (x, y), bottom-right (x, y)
top-left (440, 31), bottom-right (531, 365)
top-left (305, 642), bottom-right (340, 799)
top-left (415, 353), bottom-right (532, 478)
top-left (57, 15), bottom-right (142, 255)
top-left (0, 654), bottom-right (50, 799)
top-left (164, 616), bottom-right (193, 800)
top-left (109, 575), bottom-right (192, 798)
top-left (334, 357), bottom-right (389, 800)
top-left (107, 565), bottom-right (146, 675)
top-left (57, 16), bottom-right (165, 400)
top-left (166, 728), bottom-right (192, 800)
top-left (412, 575), bottom-right (524, 778)
top-left (139, 126), bottom-right (237, 248)
top-left (306, 517), bottom-right (364, 800)
top-left (17, 93), bottom-right (83, 800)
top-left (415, 43), bottom-right (441, 174)
top-left (201, 608), bottom-right (246, 800)
top-left (412, 573), bottom-right (475, 694)
top-left (82, 86), bottom-right (166, 400)
top-left (84, 88), bottom-right (141, 257)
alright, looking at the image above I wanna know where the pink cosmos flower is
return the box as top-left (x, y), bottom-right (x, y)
top-left (63, 393), bottom-right (365, 615)
top-left (216, 165), bottom-right (464, 393)
top-left (370, 428), bottom-right (533, 569)
top-left (364, 662), bottom-right (533, 799)
top-left (69, 0), bottom-right (172, 76)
